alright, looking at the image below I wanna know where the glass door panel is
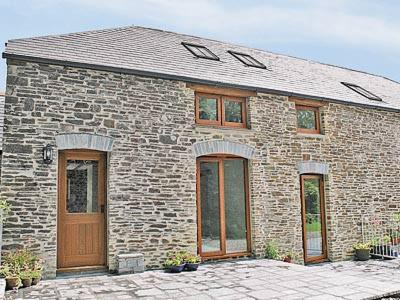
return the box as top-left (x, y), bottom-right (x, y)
top-left (301, 175), bottom-right (327, 262)
top-left (224, 160), bottom-right (247, 253)
top-left (199, 161), bottom-right (221, 253)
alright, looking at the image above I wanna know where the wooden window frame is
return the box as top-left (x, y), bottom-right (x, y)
top-left (296, 105), bottom-right (321, 134)
top-left (195, 93), bottom-right (247, 128)
top-left (196, 155), bottom-right (251, 260)
top-left (300, 174), bottom-right (327, 263)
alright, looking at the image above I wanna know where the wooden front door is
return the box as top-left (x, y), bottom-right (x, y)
top-left (300, 174), bottom-right (327, 263)
top-left (57, 150), bottom-right (106, 270)
top-left (196, 156), bottom-right (251, 259)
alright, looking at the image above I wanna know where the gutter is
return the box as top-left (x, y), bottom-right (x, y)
top-left (3, 52), bottom-right (400, 113)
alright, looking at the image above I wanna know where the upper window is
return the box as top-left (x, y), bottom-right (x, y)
top-left (182, 42), bottom-right (219, 61)
top-left (196, 93), bottom-right (247, 128)
top-left (341, 82), bottom-right (382, 101)
top-left (296, 105), bottom-right (320, 134)
top-left (228, 50), bottom-right (266, 69)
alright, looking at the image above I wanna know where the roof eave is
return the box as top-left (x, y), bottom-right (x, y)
top-left (3, 52), bottom-right (399, 113)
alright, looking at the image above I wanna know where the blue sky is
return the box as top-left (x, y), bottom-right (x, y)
top-left (1, 0), bottom-right (400, 91)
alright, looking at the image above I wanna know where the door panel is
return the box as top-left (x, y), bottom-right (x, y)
top-left (58, 150), bottom-right (106, 269)
top-left (301, 175), bottom-right (327, 263)
top-left (199, 161), bottom-right (222, 254)
top-left (224, 159), bottom-right (247, 253)
top-left (197, 156), bottom-right (250, 258)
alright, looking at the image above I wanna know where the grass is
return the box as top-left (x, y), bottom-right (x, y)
top-left (306, 221), bottom-right (321, 232)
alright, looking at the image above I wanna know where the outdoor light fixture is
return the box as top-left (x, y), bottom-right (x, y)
top-left (43, 144), bottom-right (54, 164)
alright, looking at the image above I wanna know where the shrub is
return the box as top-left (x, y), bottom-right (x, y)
top-left (265, 242), bottom-right (280, 259)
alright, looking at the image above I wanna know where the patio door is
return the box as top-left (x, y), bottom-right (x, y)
top-left (196, 156), bottom-right (250, 258)
top-left (57, 150), bottom-right (106, 270)
top-left (300, 175), bottom-right (327, 263)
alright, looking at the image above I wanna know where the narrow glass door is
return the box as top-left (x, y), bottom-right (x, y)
top-left (199, 160), bottom-right (222, 255)
top-left (301, 175), bottom-right (327, 263)
top-left (197, 157), bottom-right (250, 258)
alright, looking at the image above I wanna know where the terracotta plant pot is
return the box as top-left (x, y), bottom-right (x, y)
top-left (6, 277), bottom-right (20, 290)
top-left (21, 278), bottom-right (33, 288)
top-left (32, 277), bottom-right (41, 285)
top-left (283, 257), bottom-right (293, 263)
top-left (168, 264), bottom-right (185, 273)
top-left (355, 249), bottom-right (370, 261)
top-left (184, 263), bottom-right (199, 271)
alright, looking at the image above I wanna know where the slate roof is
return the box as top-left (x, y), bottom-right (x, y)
top-left (0, 93), bottom-right (4, 151)
top-left (3, 26), bottom-right (400, 111)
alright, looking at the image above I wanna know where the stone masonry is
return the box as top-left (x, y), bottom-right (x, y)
top-left (1, 59), bottom-right (400, 278)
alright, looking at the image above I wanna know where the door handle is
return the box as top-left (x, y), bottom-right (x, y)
top-left (100, 205), bottom-right (105, 213)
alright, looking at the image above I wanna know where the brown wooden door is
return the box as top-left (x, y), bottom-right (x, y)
top-left (196, 156), bottom-right (251, 259)
top-left (57, 150), bottom-right (106, 270)
top-left (300, 174), bottom-right (327, 263)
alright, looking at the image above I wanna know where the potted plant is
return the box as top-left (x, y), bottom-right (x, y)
top-left (19, 270), bottom-right (33, 287)
top-left (164, 252), bottom-right (185, 273)
top-left (282, 251), bottom-right (294, 263)
top-left (31, 268), bottom-right (42, 285)
top-left (353, 242), bottom-right (370, 261)
top-left (164, 257), bottom-right (185, 273)
top-left (0, 265), bottom-right (20, 290)
top-left (184, 254), bottom-right (201, 271)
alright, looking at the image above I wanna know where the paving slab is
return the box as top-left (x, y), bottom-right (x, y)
top-left (5, 259), bottom-right (400, 299)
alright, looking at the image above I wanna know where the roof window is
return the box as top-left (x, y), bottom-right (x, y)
top-left (182, 42), bottom-right (219, 61)
top-left (228, 50), bottom-right (266, 69)
top-left (341, 82), bottom-right (382, 101)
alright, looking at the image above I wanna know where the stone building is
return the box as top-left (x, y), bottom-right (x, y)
top-left (0, 93), bottom-right (4, 172)
top-left (1, 26), bottom-right (399, 278)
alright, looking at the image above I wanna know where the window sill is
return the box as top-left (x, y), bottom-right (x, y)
top-left (194, 124), bottom-right (251, 132)
top-left (296, 132), bottom-right (325, 139)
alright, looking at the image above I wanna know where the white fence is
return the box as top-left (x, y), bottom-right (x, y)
top-left (361, 215), bottom-right (400, 259)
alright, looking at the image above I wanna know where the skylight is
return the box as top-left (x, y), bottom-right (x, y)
top-left (182, 42), bottom-right (219, 61)
top-left (341, 82), bottom-right (382, 101)
top-left (228, 50), bottom-right (266, 69)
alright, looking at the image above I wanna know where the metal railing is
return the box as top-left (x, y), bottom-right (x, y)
top-left (362, 215), bottom-right (400, 259)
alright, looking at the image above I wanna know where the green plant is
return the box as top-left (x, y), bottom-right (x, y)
top-left (164, 257), bottom-right (183, 267)
top-left (265, 242), bottom-right (279, 259)
top-left (31, 270), bottom-right (42, 279)
top-left (383, 235), bottom-right (391, 244)
top-left (284, 250), bottom-right (294, 259)
top-left (185, 254), bottom-right (201, 264)
top-left (0, 265), bottom-right (19, 278)
top-left (0, 197), bottom-right (11, 221)
top-left (353, 242), bottom-right (371, 250)
top-left (19, 270), bottom-right (33, 280)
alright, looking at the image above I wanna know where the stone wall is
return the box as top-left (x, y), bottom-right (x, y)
top-left (1, 59), bottom-right (399, 278)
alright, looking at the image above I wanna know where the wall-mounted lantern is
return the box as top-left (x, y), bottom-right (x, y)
top-left (43, 144), bottom-right (54, 164)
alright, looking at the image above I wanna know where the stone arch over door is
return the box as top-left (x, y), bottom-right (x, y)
top-left (55, 133), bottom-right (114, 151)
top-left (192, 140), bottom-right (256, 159)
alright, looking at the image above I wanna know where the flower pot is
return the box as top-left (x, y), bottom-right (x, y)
top-left (355, 249), bottom-right (370, 261)
top-left (21, 278), bottom-right (32, 288)
top-left (184, 263), bottom-right (199, 271)
top-left (283, 257), bottom-right (293, 263)
top-left (168, 264), bottom-right (185, 273)
top-left (6, 277), bottom-right (20, 290)
top-left (32, 277), bottom-right (41, 285)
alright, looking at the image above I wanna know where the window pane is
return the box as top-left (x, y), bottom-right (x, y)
top-left (224, 100), bottom-right (242, 123)
top-left (224, 160), bottom-right (247, 253)
top-left (304, 178), bottom-right (323, 258)
top-left (67, 160), bottom-right (98, 213)
top-left (200, 162), bottom-right (221, 252)
top-left (199, 97), bottom-right (218, 121)
top-left (297, 109), bottom-right (316, 129)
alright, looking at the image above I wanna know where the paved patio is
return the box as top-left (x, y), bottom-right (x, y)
top-left (5, 259), bottom-right (400, 300)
